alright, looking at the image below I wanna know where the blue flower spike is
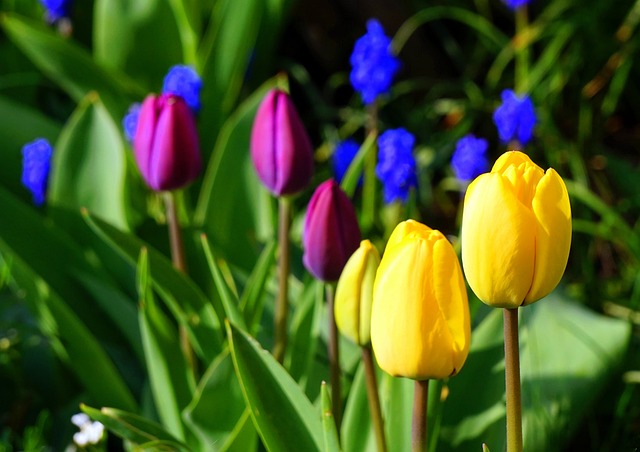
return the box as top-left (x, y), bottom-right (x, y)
top-left (451, 134), bottom-right (490, 182)
top-left (492, 89), bottom-right (537, 146)
top-left (162, 65), bottom-right (203, 113)
top-left (122, 103), bottom-right (141, 143)
top-left (375, 128), bottom-right (417, 203)
top-left (332, 139), bottom-right (361, 184)
top-left (39, 0), bottom-right (73, 22)
top-left (503, 0), bottom-right (532, 10)
top-left (22, 138), bottom-right (53, 206)
top-left (350, 19), bottom-right (401, 105)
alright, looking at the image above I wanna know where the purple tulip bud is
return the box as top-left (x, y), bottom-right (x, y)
top-left (303, 179), bottom-right (361, 281)
top-left (133, 94), bottom-right (201, 192)
top-left (250, 89), bottom-right (314, 196)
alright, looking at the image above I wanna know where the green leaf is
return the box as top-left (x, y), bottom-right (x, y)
top-left (93, 0), bottom-right (184, 90)
top-left (0, 14), bottom-right (142, 118)
top-left (439, 295), bottom-right (631, 451)
top-left (198, 0), bottom-right (263, 151)
top-left (48, 92), bottom-right (130, 230)
top-left (321, 382), bottom-right (341, 452)
top-left (340, 132), bottom-right (377, 199)
top-left (239, 240), bottom-right (277, 332)
top-left (183, 350), bottom-right (256, 451)
top-left (0, 95), bottom-right (60, 200)
top-left (341, 362), bottom-right (375, 452)
top-left (81, 404), bottom-right (190, 450)
top-left (83, 211), bottom-right (223, 362)
top-left (199, 234), bottom-right (247, 330)
top-left (226, 322), bottom-right (323, 452)
top-left (137, 248), bottom-right (193, 440)
top-left (195, 79), bottom-right (276, 271)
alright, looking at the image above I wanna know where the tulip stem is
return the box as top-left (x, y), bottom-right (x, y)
top-left (362, 101), bottom-right (378, 232)
top-left (164, 192), bottom-right (196, 378)
top-left (326, 283), bottom-right (342, 435)
top-left (504, 308), bottom-right (523, 452)
top-left (515, 5), bottom-right (530, 94)
top-left (362, 346), bottom-right (387, 452)
top-left (412, 379), bottom-right (429, 452)
top-left (273, 197), bottom-right (292, 364)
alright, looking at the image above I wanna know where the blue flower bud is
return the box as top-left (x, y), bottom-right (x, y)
top-left (39, 0), bottom-right (72, 22)
top-left (493, 89), bottom-right (536, 146)
top-left (332, 139), bottom-right (361, 184)
top-left (122, 103), bottom-right (141, 143)
top-left (22, 138), bottom-right (53, 206)
top-left (162, 65), bottom-right (203, 113)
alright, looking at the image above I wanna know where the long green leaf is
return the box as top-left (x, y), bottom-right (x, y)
top-left (239, 240), bottom-right (277, 332)
top-left (48, 92), bottom-right (130, 230)
top-left (321, 382), bottom-right (341, 452)
top-left (227, 322), bottom-right (323, 452)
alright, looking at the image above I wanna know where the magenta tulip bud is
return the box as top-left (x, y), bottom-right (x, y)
top-left (133, 93), bottom-right (202, 191)
top-left (250, 89), bottom-right (314, 196)
top-left (303, 179), bottom-right (361, 281)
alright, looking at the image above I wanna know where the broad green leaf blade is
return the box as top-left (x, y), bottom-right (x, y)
top-left (239, 240), bottom-right (277, 332)
top-left (81, 404), bottom-right (190, 450)
top-left (49, 92), bottom-right (130, 230)
top-left (195, 79), bottom-right (276, 271)
top-left (0, 95), bottom-right (60, 200)
top-left (198, 0), bottom-right (263, 152)
top-left (183, 350), bottom-right (256, 451)
top-left (321, 382), bottom-right (341, 452)
top-left (83, 212), bottom-right (223, 362)
top-left (0, 14), bottom-right (142, 118)
top-left (341, 362), bottom-right (375, 452)
top-left (439, 295), bottom-right (631, 451)
top-left (200, 234), bottom-right (247, 330)
top-left (93, 0), bottom-right (183, 90)
top-left (226, 322), bottom-right (323, 452)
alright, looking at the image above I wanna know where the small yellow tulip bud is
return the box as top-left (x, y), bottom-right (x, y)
top-left (334, 240), bottom-right (380, 346)
top-left (461, 150), bottom-right (572, 308)
top-left (371, 220), bottom-right (471, 380)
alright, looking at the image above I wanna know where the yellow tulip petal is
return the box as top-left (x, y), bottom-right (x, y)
top-left (461, 173), bottom-right (536, 307)
top-left (524, 168), bottom-right (572, 304)
top-left (432, 237), bottom-right (471, 375)
top-left (492, 150), bottom-right (533, 173)
top-left (358, 242), bottom-right (379, 344)
top-left (385, 219), bottom-right (432, 253)
top-left (372, 235), bottom-right (432, 379)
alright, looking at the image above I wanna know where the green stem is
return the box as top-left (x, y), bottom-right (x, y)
top-left (273, 197), bottom-right (291, 364)
top-left (426, 380), bottom-right (444, 452)
top-left (326, 283), bottom-right (342, 435)
top-left (412, 379), bottom-right (429, 452)
top-left (362, 346), bottom-right (387, 452)
top-left (164, 192), bottom-right (196, 378)
top-left (362, 101), bottom-right (378, 232)
top-left (514, 5), bottom-right (530, 94)
top-left (504, 308), bottom-right (523, 452)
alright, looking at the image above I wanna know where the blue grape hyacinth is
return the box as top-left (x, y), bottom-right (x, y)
top-left (122, 103), bottom-right (141, 143)
top-left (332, 139), bottom-right (361, 184)
top-left (503, 0), bottom-right (531, 10)
top-left (39, 0), bottom-right (72, 22)
top-left (376, 128), bottom-right (417, 203)
top-left (493, 89), bottom-right (537, 146)
top-left (350, 19), bottom-right (400, 105)
top-left (451, 134), bottom-right (489, 182)
top-left (22, 138), bottom-right (53, 206)
top-left (162, 65), bottom-right (203, 113)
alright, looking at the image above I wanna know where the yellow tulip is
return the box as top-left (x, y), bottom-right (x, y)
top-left (461, 151), bottom-right (572, 308)
top-left (334, 240), bottom-right (380, 346)
top-left (371, 220), bottom-right (471, 380)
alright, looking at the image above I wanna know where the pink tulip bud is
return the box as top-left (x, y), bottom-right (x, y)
top-left (303, 179), bottom-right (361, 281)
top-left (250, 89), bottom-right (314, 196)
top-left (133, 93), bottom-right (201, 191)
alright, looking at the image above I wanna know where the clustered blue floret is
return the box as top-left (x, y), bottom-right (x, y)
top-left (162, 65), bottom-right (203, 113)
top-left (21, 138), bottom-right (53, 206)
top-left (492, 89), bottom-right (536, 146)
top-left (39, 0), bottom-right (72, 22)
top-left (451, 134), bottom-right (489, 182)
top-left (503, 0), bottom-right (531, 10)
top-left (122, 103), bottom-right (141, 143)
top-left (376, 128), bottom-right (417, 203)
top-left (349, 19), bottom-right (400, 105)
top-left (332, 139), bottom-right (360, 184)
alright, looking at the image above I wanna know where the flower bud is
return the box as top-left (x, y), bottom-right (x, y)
top-left (303, 179), bottom-right (361, 281)
top-left (371, 220), bottom-right (471, 380)
top-left (334, 240), bottom-right (380, 346)
top-left (461, 151), bottom-right (572, 308)
top-left (133, 94), bottom-right (201, 192)
top-left (250, 89), bottom-right (314, 196)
